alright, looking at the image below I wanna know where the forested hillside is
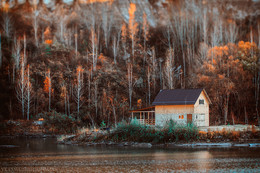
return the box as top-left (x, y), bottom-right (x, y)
top-left (0, 0), bottom-right (260, 126)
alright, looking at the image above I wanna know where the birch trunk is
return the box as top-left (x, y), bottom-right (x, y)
top-left (27, 65), bottom-right (30, 120)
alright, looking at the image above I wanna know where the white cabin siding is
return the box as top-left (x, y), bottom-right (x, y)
top-left (155, 105), bottom-right (194, 126)
top-left (194, 91), bottom-right (210, 126)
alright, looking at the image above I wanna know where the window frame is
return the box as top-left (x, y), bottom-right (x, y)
top-left (179, 115), bottom-right (184, 119)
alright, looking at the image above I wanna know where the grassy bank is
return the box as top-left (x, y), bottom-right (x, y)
top-left (64, 120), bottom-right (260, 145)
top-left (0, 111), bottom-right (80, 136)
top-left (1, 118), bottom-right (259, 144)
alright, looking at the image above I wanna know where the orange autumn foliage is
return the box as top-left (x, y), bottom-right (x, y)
top-left (238, 41), bottom-right (257, 51)
top-left (137, 99), bottom-right (142, 108)
top-left (218, 74), bottom-right (225, 80)
top-left (2, 1), bottom-right (9, 12)
top-left (121, 23), bottom-right (127, 41)
top-left (128, 3), bottom-right (138, 39)
top-left (45, 39), bottom-right (53, 45)
top-left (98, 53), bottom-right (106, 63)
top-left (44, 27), bottom-right (51, 37)
top-left (77, 65), bottom-right (84, 74)
top-left (128, 3), bottom-right (136, 22)
top-left (75, 65), bottom-right (84, 84)
top-left (198, 75), bottom-right (210, 83)
top-left (43, 76), bottom-right (53, 94)
top-left (44, 27), bottom-right (52, 45)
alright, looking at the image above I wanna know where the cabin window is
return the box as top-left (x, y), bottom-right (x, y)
top-left (179, 115), bottom-right (184, 119)
top-left (199, 99), bottom-right (204, 105)
top-left (197, 114), bottom-right (205, 120)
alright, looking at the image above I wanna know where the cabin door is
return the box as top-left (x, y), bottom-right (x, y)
top-left (187, 114), bottom-right (192, 124)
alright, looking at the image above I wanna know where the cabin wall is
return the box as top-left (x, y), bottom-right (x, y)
top-left (155, 105), bottom-right (194, 126)
top-left (194, 91), bottom-right (210, 126)
top-left (154, 91), bottom-right (210, 127)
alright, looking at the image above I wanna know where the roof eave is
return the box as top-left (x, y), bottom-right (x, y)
top-left (152, 103), bottom-right (195, 106)
top-left (202, 89), bottom-right (212, 104)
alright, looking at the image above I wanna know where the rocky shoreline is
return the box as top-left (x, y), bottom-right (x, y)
top-left (58, 138), bottom-right (260, 148)
top-left (1, 133), bottom-right (259, 148)
top-left (0, 133), bottom-right (57, 138)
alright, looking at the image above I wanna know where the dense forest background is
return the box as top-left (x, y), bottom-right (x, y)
top-left (0, 0), bottom-right (260, 126)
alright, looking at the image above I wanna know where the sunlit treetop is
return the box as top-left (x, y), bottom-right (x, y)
top-left (1, 0), bottom-right (9, 12)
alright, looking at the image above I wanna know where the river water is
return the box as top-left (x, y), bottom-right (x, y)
top-left (0, 137), bottom-right (259, 172)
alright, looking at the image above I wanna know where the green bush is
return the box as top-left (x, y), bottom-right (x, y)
top-left (105, 119), bottom-right (199, 143)
top-left (163, 120), bottom-right (199, 142)
top-left (107, 119), bottom-right (155, 142)
top-left (36, 111), bottom-right (79, 134)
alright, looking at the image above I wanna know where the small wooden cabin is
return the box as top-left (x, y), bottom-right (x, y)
top-left (130, 89), bottom-right (211, 127)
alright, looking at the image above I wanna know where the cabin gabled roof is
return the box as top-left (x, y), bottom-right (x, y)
top-left (152, 88), bottom-right (211, 106)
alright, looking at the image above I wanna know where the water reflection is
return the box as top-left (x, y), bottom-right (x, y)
top-left (193, 151), bottom-right (213, 171)
top-left (0, 137), bottom-right (260, 172)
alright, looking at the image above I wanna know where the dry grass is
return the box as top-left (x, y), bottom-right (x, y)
top-left (198, 128), bottom-right (253, 141)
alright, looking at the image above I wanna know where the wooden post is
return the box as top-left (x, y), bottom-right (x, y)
top-left (148, 112), bottom-right (150, 125)
top-left (131, 112), bottom-right (133, 120)
top-left (143, 112), bottom-right (145, 125)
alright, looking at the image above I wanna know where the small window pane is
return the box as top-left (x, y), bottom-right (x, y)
top-left (199, 99), bottom-right (204, 105)
top-left (179, 115), bottom-right (184, 119)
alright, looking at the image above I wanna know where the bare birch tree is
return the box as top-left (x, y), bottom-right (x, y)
top-left (23, 34), bottom-right (26, 64)
top-left (17, 61), bottom-right (33, 120)
top-left (143, 12), bottom-right (149, 64)
top-left (1, 12), bottom-right (12, 38)
top-left (54, 4), bottom-right (67, 43)
top-left (127, 63), bottom-right (133, 109)
top-left (94, 78), bottom-right (98, 118)
top-left (73, 65), bottom-right (84, 118)
top-left (26, 65), bottom-right (32, 120)
top-left (44, 69), bottom-right (52, 112)
top-left (147, 66), bottom-right (151, 105)
top-left (32, 4), bottom-right (39, 47)
top-left (75, 27), bottom-right (78, 58)
top-left (112, 30), bottom-right (121, 65)
top-left (16, 57), bottom-right (26, 118)
top-left (164, 49), bottom-right (175, 89)
top-left (151, 47), bottom-right (157, 92)
top-left (112, 35), bottom-right (117, 64)
top-left (102, 5), bottom-right (109, 48)
top-left (91, 29), bottom-right (98, 71)
top-left (12, 36), bottom-right (21, 70)
top-left (225, 23), bottom-right (238, 44)
top-left (202, 8), bottom-right (208, 44)
top-left (121, 23), bottom-right (127, 57)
